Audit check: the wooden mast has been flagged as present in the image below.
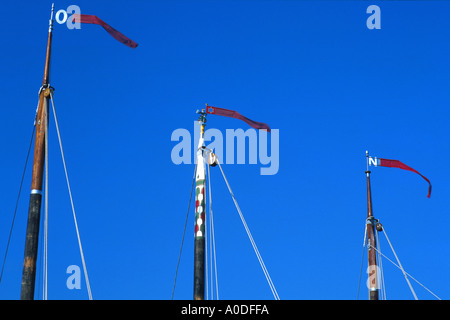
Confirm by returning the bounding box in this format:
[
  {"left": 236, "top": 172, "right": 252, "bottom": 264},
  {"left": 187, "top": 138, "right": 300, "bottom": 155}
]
[
  {"left": 193, "top": 109, "right": 207, "bottom": 300},
  {"left": 365, "top": 151, "right": 379, "bottom": 300},
  {"left": 20, "top": 4, "right": 54, "bottom": 300}
]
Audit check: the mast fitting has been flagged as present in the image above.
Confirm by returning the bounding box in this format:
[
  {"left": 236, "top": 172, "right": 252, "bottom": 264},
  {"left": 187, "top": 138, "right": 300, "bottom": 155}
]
[
  {"left": 196, "top": 108, "right": 207, "bottom": 124},
  {"left": 376, "top": 222, "right": 383, "bottom": 232},
  {"left": 43, "top": 87, "right": 54, "bottom": 97}
]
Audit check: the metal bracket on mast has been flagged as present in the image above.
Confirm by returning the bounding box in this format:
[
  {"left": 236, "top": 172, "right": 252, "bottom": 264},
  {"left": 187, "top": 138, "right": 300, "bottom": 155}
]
[
  {"left": 196, "top": 108, "right": 207, "bottom": 125},
  {"left": 206, "top": 151, "right": 218, "bottom": 167},
  {"left": 200, "top": 146, "right": 218, "bottom": 167},
  {"left": 366, "top": 217, "right": 383, "bottom": 234},
  {"left": 43, "top": 86, "right": 54, "bottom": 97}
]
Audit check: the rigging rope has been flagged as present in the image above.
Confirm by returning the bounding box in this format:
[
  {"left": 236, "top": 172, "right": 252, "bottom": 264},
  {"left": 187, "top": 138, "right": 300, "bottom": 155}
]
[
  {"left": 356, "top": 223, "right": 367, "bottom": 300},
  {"left": 205, "top": 164, "right": 209, "bottom": 300},
  {"left": 49, "top": 92, "right": 93, "bottom": 300},
  {"left": 207, "top": 163, "right": 219, "bottom": 300},
  {"left": 375, "top": 226, "right": 386, "bottom": 300},
  {"left": 216, "top": 160, "right": 280, "bottom": 300},
  {"left": 381, "top": 226, "right": 417, "bottom": 300},
  {"left": 43, "top": 99, "right": 49, "bottom": 300},
  {"left": 0, "top": 123, "right": 35, "bottom": 284},
  {"left": 171, "top": 163, "right": 197, "bottom": 300},
  {"left": 370, "top": 228, "right": 441, "bottom": 300},
  {"left": 358, "top": 219, "right": 440, "bottom": 300}
]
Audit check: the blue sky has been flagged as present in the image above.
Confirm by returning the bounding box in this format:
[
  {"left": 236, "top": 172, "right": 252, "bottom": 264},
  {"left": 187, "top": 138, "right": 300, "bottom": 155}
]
[{"left": 0, "top": 0, "right": 448, "bottom": 300}]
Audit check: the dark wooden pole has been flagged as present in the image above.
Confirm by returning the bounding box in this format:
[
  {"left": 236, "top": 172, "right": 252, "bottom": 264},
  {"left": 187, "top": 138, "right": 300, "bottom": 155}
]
[
  {"left": 20, "top": 5, "right": 54, "bottom": 300},
  {"left": 365, "top": 169, "right": 379, "bottom": 300},
  {"left": 193, "top": 237, "right": 205, "bottom": 300}
]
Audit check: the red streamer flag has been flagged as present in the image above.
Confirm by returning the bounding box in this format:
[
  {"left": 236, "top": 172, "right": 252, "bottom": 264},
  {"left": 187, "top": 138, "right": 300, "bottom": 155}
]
[
  {"left": 206, "top": 105, "right": 271, "bottom": 132},
  {"left": 371, "top": 157, "right": 432, "bottom": 198},
  {"left": 73, "top": 14, "right": 138, "bottom": 49}
]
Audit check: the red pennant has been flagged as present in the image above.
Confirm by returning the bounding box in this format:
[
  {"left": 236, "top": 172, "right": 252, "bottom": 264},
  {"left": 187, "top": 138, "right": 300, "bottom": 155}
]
[
  {"left": 206, "top": 105, "right": 271, "bottom": 132},
  {"left": 378, "top": 158, "right": 432, "bottom": 198},
  {"left": 73, "top": 14, "right": 138, "bottom": 49}
]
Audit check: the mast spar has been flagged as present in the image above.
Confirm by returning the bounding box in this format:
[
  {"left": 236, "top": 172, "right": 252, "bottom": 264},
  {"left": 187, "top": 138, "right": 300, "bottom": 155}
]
[
  {"left": 193, "top": 109, "right": 207, "bottom": 300},
  {"left": 365, "top": 151, "right": 379, "bottom": 300},
  {"left": 20, "top": 4, "right": 55, "bottom": 300}
]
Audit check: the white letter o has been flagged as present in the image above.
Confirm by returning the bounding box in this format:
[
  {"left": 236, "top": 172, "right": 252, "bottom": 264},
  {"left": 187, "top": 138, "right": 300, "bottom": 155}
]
[{"left": 55, "top": 9, "right": 68, "bottom": 24}]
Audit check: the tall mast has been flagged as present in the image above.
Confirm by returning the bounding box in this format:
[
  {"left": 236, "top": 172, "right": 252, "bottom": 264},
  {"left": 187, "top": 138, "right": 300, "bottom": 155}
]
[
  {"left": 365, "top": 151, "right": 379, "bottom": 300},
  {"left": 21, "top": 4, "right": 55, "bottom": 300},
  {"left": 193, "top": 109, "right": 207, "bottom": 300}
]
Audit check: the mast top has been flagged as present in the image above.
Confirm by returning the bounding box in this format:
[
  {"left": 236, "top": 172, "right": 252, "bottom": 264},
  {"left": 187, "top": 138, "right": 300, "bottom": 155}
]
[
  {"left": 49, "top": 3, "right": 55, "bottom": 33},
  {"left": 365, "top": 150, "right": 370, "bottom": 175},
  {"left": 42, "top": 3, "right": 55, "bottom": 86},
  {"left": 196, "top": 107, "right": 207, "bottom": 125}
]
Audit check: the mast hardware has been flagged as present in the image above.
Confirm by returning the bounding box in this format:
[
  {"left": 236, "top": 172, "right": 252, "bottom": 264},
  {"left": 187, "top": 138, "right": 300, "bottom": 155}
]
[
  {"left": 196, "top": 108, "right": 207, "bottom": 124},
  {"left": 376, "top": 222, "right": 383, "bottom": 232},
  {"left": 366, "top": 217, "right": 383, "bottom": 232},
  {"left": 43, "top": 87, "right": 54, "bottom": 97},
  {"left": 206, "top": 151, "right": 218, "bottom": 167}
]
